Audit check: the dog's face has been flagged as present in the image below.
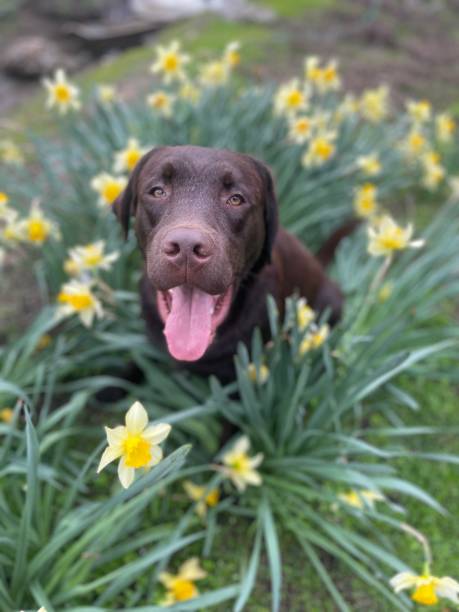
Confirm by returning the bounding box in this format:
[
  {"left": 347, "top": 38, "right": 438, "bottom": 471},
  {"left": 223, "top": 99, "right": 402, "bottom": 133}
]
[{"left": 113, "top": 145, "right": 278, "bottom": 362}]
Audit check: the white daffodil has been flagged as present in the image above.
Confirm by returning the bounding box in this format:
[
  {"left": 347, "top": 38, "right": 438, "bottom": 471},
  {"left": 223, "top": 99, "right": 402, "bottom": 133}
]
[
  {"left": 368, "top": 215, "right": 424, "bottom": 257},
  {"left": 390, "top": 570, "right": 459, "bottom": 606},
  {"left": 64, "top": 240, "right": 119, "bottom": 275},
  {"left": 56, "top": 279, "right": 103, "bottom": 327},
  {"left": 220, "top": 436, "right": 263, "bottom": 491},
  {"left": 42, "top": 68, "right": 80, "bottom": 114}
]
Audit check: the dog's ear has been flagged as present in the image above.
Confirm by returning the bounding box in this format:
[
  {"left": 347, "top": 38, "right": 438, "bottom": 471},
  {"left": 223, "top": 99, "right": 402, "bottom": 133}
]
[
  {"left": 249, "top": 157, "right": 279, "bottom": 272},
  {"left": 112, "top": 148, "right": 158, "bottom": 238}
]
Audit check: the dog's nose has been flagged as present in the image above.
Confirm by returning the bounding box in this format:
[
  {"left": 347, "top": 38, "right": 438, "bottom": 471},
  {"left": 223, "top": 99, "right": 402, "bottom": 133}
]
[{"left": 162, "top": 227, "right": 213, "bottom": 265}]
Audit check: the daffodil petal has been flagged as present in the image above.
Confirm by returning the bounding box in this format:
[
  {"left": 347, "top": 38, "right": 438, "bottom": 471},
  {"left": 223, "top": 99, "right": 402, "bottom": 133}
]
[
  {"left": 233, "top": 436, "right": 250, "bottom": 455},
  {"left": 105, "top": 425, "right": 126, "bottom": 446},
  {"left": 179, "top": 557, "right": 207, "bottom": 581},
  {"left": 143, "top": 422, "right": 171, "bottom": 444},
  {"left": 118, "top": 457, "right": 135, "bottom": 489},
  {"left": 436, "top": 577, "right": 459, "bottom": 603},
  {"left": 125, "top": 401, "right": 148, "bottom": 434},
  {"left": 250, "top": 453, "right": 264, "bottom": 469},
  {"left": 97, "top": 445, "right": 122, "bottom": 473},
  {"left": 390, "top": 572, "right": 419, "bottom": 593},
  {"left": 148, "top": 444, "right": 163, "bottom": 467},
  {"left": 243, "top": 470, "right": 262, "bottom": 486}
]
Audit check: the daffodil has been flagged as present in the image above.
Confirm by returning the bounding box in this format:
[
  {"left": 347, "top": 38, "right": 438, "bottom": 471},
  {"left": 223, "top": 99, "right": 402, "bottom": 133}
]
[
  {"left": 401, "top": 129, "right": 428, "bottom": 159},
  {"left": 150, "top": 40, "right": 190, "bottom": 83},
  {"left": 354, "top": 183, "right": 378, "bottom": 218},
  {"left": 247, "top": 363, "right": 269, "bottom": 384},
  {"left": 360, "top": 85, "right": 389, "bottom": 123},
  {"left": 223, "top": 41, "right": 241, "bottom": 68},
  {"left": 435, "top": 112, "right": 456, "bottom": 143},
  {"left": 334, "top": 94, "right": 359, "bottom": 123},
  {"left": 146, "top": 91, "right": 175, "bottom": 117},
  {"left": 367, "top": 215, "right": 424, "bottom": 257},
  {"left": 199, "top": 60, "right": 230, "bottom": 87},
  {"left": 0, "top": 139, "right": 24, "bottom": 165},
  {"left": 64, "top": 240, "right": 119, "bottom": 275},
  {"left": 56, "top": 279, "right": 103, "bottom": 327},
  {"left": 406, "top": 99, "right": 432, "bottom": 124},
  {"left": 220, "top": 436, "right": 263, "bottom": 492},
  {"left": 97, "top": 84, "right": 117, "bottom": 104},
  {"left": 421, "top": 151, "right": 445, "bottom": 190},
  {"left": 274, "top": 79, "right": 309, "bottom": 116},
  {"left": 302, "top": 133, "right": 336, "bottom": 167},
  {"left": 178, "top": 81, "right": 201, "bottom": 104},
  {"left": 159, "top": 558, "right": 206, "bottom": 606},
  {"left": 297, "top": 298, "right": 315, "bottom": 330},
  {"left": 305, "top": 56, "right": 341, "bottom": 93},
  {"left": 42, "top": 68, "right": 81, "bottom": 114},
  {"left": 356, "top": 153, "right": 381, "bottom": 176},
  {"left": 183, "top": 480, "right": 220, "bottom": 518},
  {"left": 18, "top": 201, "right": 60, "bottom": 245},
  {"left": 299, "top": 323, "right": 329, "bottom": 355},
  {"left": 339, "top": 489, "right": 384, "bottom": 509},
  {"left": 113, "top": 138, "right": 149, "bottom": 173},
  {"left": 97, "top": 401, "right": 171, "bottom": 489},
  {"left": 0, "top": 408, "right": 13, "bottom": 424},
  {"left": 390, "top": 570, "right": 459, "bottom": 606},
  {"left": 288, "top": 115, "right": 313, "bottom": 144},
  {"left": 91, "top": 173, "right": 127, "bottom": 207}
]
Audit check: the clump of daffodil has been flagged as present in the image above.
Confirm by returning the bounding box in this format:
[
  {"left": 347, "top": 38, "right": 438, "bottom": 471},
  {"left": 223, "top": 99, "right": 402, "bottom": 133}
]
[
  {"left": 183, "top": 481, "right": 220, "bottom": 518},
  {"left": 305, "top": 56, "right": 341, "bottom": 93},
  {"left": 223, "top": 41, "right": 241, "bottom": 68},
  {"left": 390, "top": 570, "right": 459, "bottom": 606},
  {"left": 18, "top": 201, "right": 60, "bottom": 245},
  {"left": 199, "top": 60, "right": 230, "bottom": 87},
  {"left": 299, "top": 323, "right": 329, "bottom": 355},
  {"left": 297, "top": 298, "right": 315, "bottom": 330},
  {"left": 356, "top": 153, "right": 381, "bottom": 177},
  {"left": 360, "top": 85, "right": 389, "bottom": 123},
  {"left": 302, "top": 132, "right": 336, "bottom": 167},
  {"left": 274, "top": 79, "right": 309, "bottom": 116},
  {"left": 42, "top": 68, "right": 81, "bottom": 114},
  {"left": 56, "top": 279, "right": 103, "bottom": 327},
  {"left": 97, "top": 401, "right": 171, "bottom": 489},
  {"left": 367, "top": 214, "right": 424, "bottom": 257},
  {"left": 0, "top": 139, "right": 24, "bottom": 165},
  {"left": 421, "top": 151, "right": 445, "bottom": 190},
  {"left": 247, "top": 363, "right": 269, "bottom": 384},
  {"left": 219, "top": 436, "right": 263, "bottom": 492},
  {"left": 401, "top": 128, "right": 429, "bottom": 160},
  {"left": 354, "top": 183, "right": 379, "bottom": 219},
  {"left": 406, "top": 99, "right": 432, "bottom": 124},
  {"left": 288, "top": 115, "right": 313, "bottom": 144},
  {"left": 146, "top": 91, "right": 175, "bottom": 117},
  {"left": 0, "top": 407, "right": 14, "bottom": 424},
  {"left": 378, "top": 281, "right": 394, "bottom": 303},
  {"left": 159, "top": 558, "right": 206, "bottom": 606},
  {"left": 435, "top": 112, "right": 456, "bottom": 143},
  {"left": 338, "top": 489, "right": 384, "bottom": 510},
  {"left": 64, "top": 241, "right": 119, "bottom": 276},
  {"left": 91, "top": 172, "right": 127, "bottom": 207},
  {"left": 97, "top": 84, "right": 117, "bottom": 104},
  {"left": 150, "top": 40, "right": 190, "bottom": 83},
  {"left": 113, "top": 138, "right": 149, "bottom": 173}
]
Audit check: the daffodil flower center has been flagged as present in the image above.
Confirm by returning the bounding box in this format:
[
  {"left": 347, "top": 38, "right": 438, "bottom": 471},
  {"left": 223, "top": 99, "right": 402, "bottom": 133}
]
[
  {"left": 103, "top": 183, "right": 124, "bottom": 204},
  {"left": 54, "top": 84, "right": 71, "bottom": 103},
  {"left": 171, "top": 579, "right": 197, "bottom": 601},
  {"left": 312, "top": 139, "right": 334, "bottom": 160},
  {"left": 125, "top": 150, "right": 141, "bottom": 170},
  {"left": 164, "top": 54, "right": 179, "bottom": 72},
  {"left": 286, "top": 91, "right": 303, "bottom": 108},
  {"left": 83, "top": 247, "right": 103, "bottom": 267},
  {"left": 411, "top": 579, "right": 438, "bottom": 606},
  {"left": 27, "top": 219, "right": 48, "bottom": 242},
  {"left": 122, "top": 433, "right": 151, "bottom": 468},
  {"left": 378, "top": 229, "right": 406, "bottom": 251},
  {"left": 58, "top": 291, "right": 94, "bottom": 311},
  {"left": 228, "top": 453, "right": 250, "bottom": 474}
]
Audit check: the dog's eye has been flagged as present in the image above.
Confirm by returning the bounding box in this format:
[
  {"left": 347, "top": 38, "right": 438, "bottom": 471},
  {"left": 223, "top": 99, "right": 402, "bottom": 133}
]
[
  {"left": 227, "top": 194, "right": 244, "bottom": 207},
  {"left": 150, "top": 186, "right": 166, "bottom": 198}
]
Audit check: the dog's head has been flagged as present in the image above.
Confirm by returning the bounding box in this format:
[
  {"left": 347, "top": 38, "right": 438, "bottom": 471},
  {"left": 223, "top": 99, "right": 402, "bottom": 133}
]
[{"left": 113, "top": 145, "right": 278, "bottom": 362}]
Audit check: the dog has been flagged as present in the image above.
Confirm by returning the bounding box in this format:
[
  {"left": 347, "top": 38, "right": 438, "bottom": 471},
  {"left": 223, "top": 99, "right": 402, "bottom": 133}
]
[{"left": 113, "top": 145, "right": 347, "bottom": 381}]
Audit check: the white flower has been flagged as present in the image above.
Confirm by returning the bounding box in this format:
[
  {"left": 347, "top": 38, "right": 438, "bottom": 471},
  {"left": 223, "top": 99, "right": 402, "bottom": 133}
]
[
  {"left": 220, "top": 436, "right": 263, "bottom": 491},
  {"left": 65, "top": 240, "right": 119, "bottom": 275},
  {"left": 367, "top": 215, "right": 424, "bottom": 257},
  {"left": 390, "top": 571, "right": 459, "bottom": 606},
  {"left": 113, "top": 138, "right": 149, "bottom": 173},
  {"left": 150, "top": 40, "right": 190, "bottom": 83},
  {"left": 42, "top": 68, "right": 80, "bottom": 114},
  {"left": 56, "top": 279, "right": 103, "bottom": 327}
]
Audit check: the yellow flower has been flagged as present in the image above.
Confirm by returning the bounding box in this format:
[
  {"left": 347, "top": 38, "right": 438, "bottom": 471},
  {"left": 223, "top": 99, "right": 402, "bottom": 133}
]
[
  {"left": 356, "top": 153, "right": 381, "bottom": 177},
  {"left": 223, "top": 41, "right": 241, "bottom": 68},
  {"left": 297, "top": 298, "right": 315, "bottom": 330},
  {"left": 199, "top": 60, "right": 230, "bottom": 87},
  {"left": 302, "top": 133, "right": 336, "bottom": 167},
  {"left": 0, "top": 139, "right": 24, "bottom": 165},
  {"left": 367, "top": 215, "right": 424, "bottom": 257},
  {"left": 159, "top": 558, "right": 206, "bottom": 606},
  {"left": 221, "top": 436, "right": 263, "bottom": 492},
  {"left": 0, "top": 408, "right": 13, "bottom": 424},
  {"left": 150, "top": 40, "right": 190, "bottom": 83},
  {"left": 247, "top": 363, "right": 269, "bottom": 384},
  {"left": 91, "top": 173, "right": 127, "bottom": 207},
  {"left": 56, "top": 279, "right": 103, "bottom": 327},
  {"left": 65, "top": 240, "right": 119, "bottom": 275},
  {"left": 305, "top": 56, "right": 341, "bottom": 93},
  {"left": 299, "top": 324, "right": 329, "bottom": 355},
  {"left": 378, "top": 281, "right": 393, "bottom": 303},
  {"left": 421, "top": 151, "right": 445, "bottom": 190},
  {"left": 390, "top": 570, "right": 459, "bottom": 606},
  {"left": 179, "top": 80, "right": 201, "bottom": 104},
  {"left": 113, "top": 138, "right": 148, "bottom": 173},
  {"left": 435, "top": 112, "right": 456, "bottom": 143},
  {"left": 402, "top": 129, "right": 428, "bottom": 159},
  {"left": 406, "top": 99, "right": 432, "bottom": 124},
  {"left": 97, "top": 84, "right": 117, "bottom": 104},
  {"left": 146, "top": 91, "right": 175, "bottom": 117},
  {"left": 274, "top": 79, "right": 309, "bottom": 116},
  {"left": 36, "top": 334, "right": 52, "bottom": 350},
  {"left": 360, "top": 85, "right": 389, "bottom": 123},
  {"left": 42, "top": 68, "right": 81, "bottom": 114},
  {"left": 354, "top": 183, "right": 378, "bottom": 218},
  {"left": 183, "top": 480, "right": 220, "bottom": 518},
  {"left": 288, "top": 115, "right": 313, "bottom": 144},
  {"left": 339, "top": 489, "right": 384, "bottom": 509},
  {"left": 97, "top": 401, "right": 171, "bottom": 489},
  {"left": 19, "top": 202, "right": 60, "bottom": 245}
]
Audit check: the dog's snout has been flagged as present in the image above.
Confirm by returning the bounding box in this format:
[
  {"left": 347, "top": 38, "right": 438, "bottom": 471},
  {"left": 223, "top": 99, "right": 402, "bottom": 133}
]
[{"left": 162, "top": 227, "right": 213, "bottom": 265}]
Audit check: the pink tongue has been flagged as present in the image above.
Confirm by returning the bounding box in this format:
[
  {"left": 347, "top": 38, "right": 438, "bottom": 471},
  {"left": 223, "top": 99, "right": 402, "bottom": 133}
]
[{"left": 164, "top": 286, "right": 214, "bottom": 361}]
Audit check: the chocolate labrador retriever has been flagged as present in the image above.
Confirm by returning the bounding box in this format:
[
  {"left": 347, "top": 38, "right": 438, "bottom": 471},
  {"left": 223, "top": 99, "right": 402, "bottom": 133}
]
[{"left": 113, "top": 145, "right": 346, "bottom": 381}]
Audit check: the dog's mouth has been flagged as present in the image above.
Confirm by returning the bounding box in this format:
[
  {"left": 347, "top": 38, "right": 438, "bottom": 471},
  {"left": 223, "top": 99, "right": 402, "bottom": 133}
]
[{"left": 156, "top": 284, "right": 233, "bottom": 362}]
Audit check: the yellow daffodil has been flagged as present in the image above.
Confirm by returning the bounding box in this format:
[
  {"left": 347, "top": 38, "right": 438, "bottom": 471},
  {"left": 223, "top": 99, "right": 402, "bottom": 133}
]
[
  {"left": 56, "top": 279, "right": 103, "bottom": 327},
  {"left": 19, "top": 201, "right": 60, "bottom": 245},
  {"left": 64, "top": 240, "right": 119, "bottom": 276},
  {"left": 356, "top": 153, "right": 381, "bottom": 176},
  {"left": 91, "top": 173, "right": 127, "bottom": 207},
  {"left": 299, "top": 323, "right": 329, "bottom": 355},
  {"left": 247, "top": 363, "right": 269, "bottom": 384},
  {"left": 150, "top": 40, "right": 190, "bottom": 83},
  {"left": 179, "top": 80, "right": 201, "bottom": 104},
  {"left": 0, "top": 408, "right": 13, "bottom": 424},
  {"left": 220, "top": 436, "right": 263, "bottom": 492},
  {"left": 97, "top": 401, "right": 171, "bottom": 489},
  {"left": 113, "top": 138, "right": 148, "bottom": 173},
  {"left": 183, "top": 480, "right": 220, "bottom": 518},
  {"left": 360, "top": 85, "right": 389, "bottom": 123},
  {"left": 97, "top": 84, "right": 117, "bottom": 104},
  {"left": 0, "top": 139, "right": 24, "bottom": 165},
  {"left": 288, "top": 115, "right": 313, "bottom": 144},
  {"left": 146, "top": 91, "right": 175, "bottom": 117},
  {"left": 354, "top": 183, "right": 378, "bottom": 218},
  {"left": 274, "top": 79, "right": 309, "bottom": 116},
  {"left": 305, "top": 56, "right": 341, "bottom": 93},
  {"left": 302, "top": 133, "right": 336, "bottom": 167},
  {"left": 36, "top": 333, "right": 52, "bottom": 350},
  {"left": 435, "top": 112, "right": 456, "bottom": 143},
  {"left": 339, "top": 489, "right": 384, "bottom": 509},
  {"left": 378, "top": 281, "right": 393, "bottom": 303},
  {"left": 199, "top": 60, "right": 230, "bottom": 87},
  {"left": 402, "top": 129, "right": 428, "bottom": 159},
  {"left": 406, "top": 99, "right": 432, "bottom": 124},
  {"left": 42, "top": 68, "right": 81, "bottom": 114},
  {"left": 390, "top": 570, "right": 459, "bottom": 606},
  {"left": 367, "top": 215, "right": 424, "bottom": 257},
  {"left": 159, "top": 558, "right": 206, "bottom": 606},
  {"left": 297, "top": 298, "right": 315, "bottom": 330},
  {"left": 421, "top": 151, "right": 445, "bottom": 190},
  {"left": 223, "top": 41, "right": 241, "bottom": 68}
]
